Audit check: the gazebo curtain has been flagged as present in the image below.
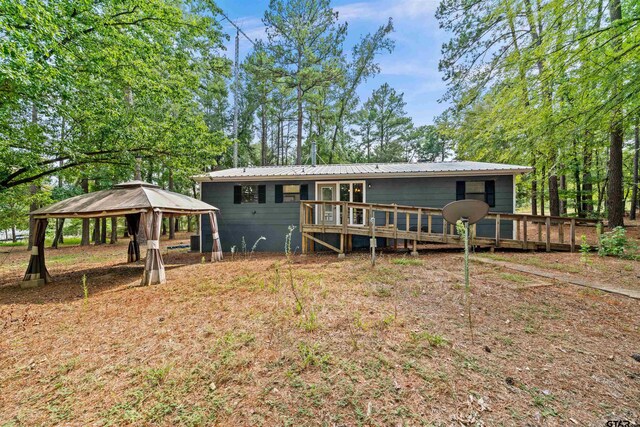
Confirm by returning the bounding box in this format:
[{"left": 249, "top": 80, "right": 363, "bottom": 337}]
[
  {"left": 125, "top": 213, "right": 141, "bottom": 262},
  {"left": 23, "top": 218, "right": 52, "bottom": 284},
  {"left": 208, "top": 211, "right": 223, "bottom": 262},
  {"left": 140, "top": 209, "right": 165, "bottom": 285}
]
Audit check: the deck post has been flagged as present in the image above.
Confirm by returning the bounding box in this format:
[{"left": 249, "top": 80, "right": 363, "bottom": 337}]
[
  {"left": 427, "top": 214, "right": 432, "bottom": 235},
  {"left": 523, "top": 216, "right": 528, "bottom": 249},
  {"left": 393, "top": 205, "right": 398, "bottom": 241},
  {"left": 443, "top": 219, "right": 448, "bottom": 243},
  {"left": 495, "top": 214, "right": 501, "bottom": 247},
  {"left": 411, "top": 240, "right": 418, "bottom": 256},
  {"left": 545, "top": 217, "right": 551, "bottom": 252},
  {"left": 570, "top": 218, "right": 576, "bottom": 252},
  {"left": 342, "top": 202, "right": 348, "bottom": 235},
  {"left": 417, "top": 208, "right": 422, "bottom": 241},
  {"left": 516, "top": 219, "right": 521, "bottom": 241},
  {"left": 300, "top": 203, "right": 306, "bottom": 255}
]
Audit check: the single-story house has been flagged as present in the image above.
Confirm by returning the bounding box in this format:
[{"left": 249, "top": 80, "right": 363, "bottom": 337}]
[{"left": 192, "top": 161, "right": 531, "bottom": 253}]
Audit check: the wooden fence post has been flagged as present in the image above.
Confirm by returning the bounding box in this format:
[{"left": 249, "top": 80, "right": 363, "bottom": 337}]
[{"left": 545, "top": 217, "right": 551, "bottom": 252}]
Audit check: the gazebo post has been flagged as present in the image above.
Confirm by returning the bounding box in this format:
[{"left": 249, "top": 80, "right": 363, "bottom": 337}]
[
  {"left": 140, "top": 209, "right": 166, "bottom": 285},
  {"left": 208, "top": 211, "right": 223, "bottom": 262},
  {"left": 22, "top": 217, "right": 52, "bottom": 288}
]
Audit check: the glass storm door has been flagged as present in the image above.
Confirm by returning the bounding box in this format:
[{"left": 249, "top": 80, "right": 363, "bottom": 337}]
[
  {"left": 351, "top": 182, "right": 364, "bottom": 225},
  {"left": 319, "top": 184, "right": 336, "bottom": 224}
]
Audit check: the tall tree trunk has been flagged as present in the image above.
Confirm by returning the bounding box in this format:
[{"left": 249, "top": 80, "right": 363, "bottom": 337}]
[
  {"left": 531, "top": 158, "right": 538, "bottom": 216},
  {"left": 101, "top": 217, "right": 107, "bottom": 244},
  {"left": 110, "top": 217, "right": 117, "bottom": 244},
  {"left": 168, "top": 170, "right": 175, "bottom": 240},
  {"left": 81, "top": 178, "right": 90, "bottom": 246},
  {"left": 607, "top": 0, "right": 624, "bottom": 228},
  {"left": 261, "top": 104, "right": 268, "bottom": 166},
  {"left": 631, "top": 121, "right": 639, "bottom": 220},
  {"left": 582, "top": 149, "right": 593, "bottom": 214},
  {"left": 540, "top": 164, "right": 546, "bottom": 216},
  {"left": 12, "top": 225, "right": 16, "bottom": 243},
  {"left": 94, "top": 218, "right": 102, "bottom": 245},
  {"left": 296, "top": 82, "right": 303, "bottom": 165},
  {"left": 559, "top": 175, "right": 567, "bottom": 215},
  {"left": 572, "top": 139, "right": 582, "bottom": 216},
  {"left": 549, "top": 174, "right": 559, "bottom": 216},
  {"left": 27, "top": 183, "right": 38, "bottom": 251},
  {"left": 51, "top": 219, "right": 65, "bottom": 249},
  {"left": 27, "top": 103, "right": 39, "bottom": 251}
]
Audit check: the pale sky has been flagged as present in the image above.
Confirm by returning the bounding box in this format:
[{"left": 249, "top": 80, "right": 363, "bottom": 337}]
[{"left": 215, "top": 0, "right": 449, "bottom": 126}]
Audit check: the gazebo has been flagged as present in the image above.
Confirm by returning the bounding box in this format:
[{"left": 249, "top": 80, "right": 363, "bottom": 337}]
[{"left": 24, "top": 181, "right": 222, "bottom": 287}]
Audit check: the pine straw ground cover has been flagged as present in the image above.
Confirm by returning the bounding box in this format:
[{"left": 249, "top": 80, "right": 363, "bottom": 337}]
[{"left": 0, "top": 237, "right": 639, "bottom": 426}]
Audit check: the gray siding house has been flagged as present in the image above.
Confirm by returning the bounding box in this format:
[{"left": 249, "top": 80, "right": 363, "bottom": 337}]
[{"left": 193, "top": 161, "right": 531, "bottom": 253}]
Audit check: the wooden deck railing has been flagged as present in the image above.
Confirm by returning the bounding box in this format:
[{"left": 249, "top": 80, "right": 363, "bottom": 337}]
[{"left": 299, "top": 200, "right": 603, "bottom": 254}]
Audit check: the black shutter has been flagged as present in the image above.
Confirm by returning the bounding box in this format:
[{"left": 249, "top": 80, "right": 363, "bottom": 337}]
[
  {"left": 485, "top": 180, "right": 495, "bottom": 207},
  {"left": 233, "top": 185, "right": 242, "bottom": 204},
  {"left": 300, "top": 184, "right": 309, "bottom": 200},
  {"left": 456, "top": 181, "right": 465, "bottom": 201},
  {"left": 258, "top": 185, "right": 266, "bottom": 203},
  {"left": 275, "top": 185, "right": 284, "bottom": 203}
]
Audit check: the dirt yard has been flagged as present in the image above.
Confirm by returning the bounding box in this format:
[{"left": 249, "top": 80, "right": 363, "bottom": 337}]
[{"left": 1, "top": 234, "right": 639, "bottom": 426}]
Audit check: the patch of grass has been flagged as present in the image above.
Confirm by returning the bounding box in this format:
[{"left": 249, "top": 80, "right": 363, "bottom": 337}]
[
  {"left": 391, "top": 257, "right": 423, "bottom": 266},
  {"left": 409, "top": 330, "right": 448, "bottom": 347},
  {"left": 578, "top": 287, "right": 606, "bottom": 297},
  {"left": 300, "top": 306, "right": 320, "bottom": 332},
  {"left": 57, "top": 358, "right": 79, "bottom": 375},
  {"left": 495, "top": 335, "right": 514, "bottom": 346},
  {"left": 371, "top": 283, "right": 393, "bottom": 297},
  {"left": 499, "top": 272, "right": 529, "bottom": 284},
  {"left": 403, "top": 330, "right": 449, "bottom": 357},
  {"left": 297, "top": 342, "right": 331, "bottom": 372},
  {"left": 523, "top": 386, "right": 559, "bottom": 417},
  {"left": 144, "top": 365, "right": 172, "bottom": 386},
  {"left": 362, "top": 265, "right": 403, "bottom": 286}
]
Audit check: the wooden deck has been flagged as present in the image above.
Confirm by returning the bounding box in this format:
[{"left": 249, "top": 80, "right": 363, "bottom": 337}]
[{"left": 299, "top": 201, "right": 604, "bottom": 255}]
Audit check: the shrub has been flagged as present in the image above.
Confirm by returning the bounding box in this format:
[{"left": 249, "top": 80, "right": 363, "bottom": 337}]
[{"left": 598, "top": 226, "right": 638, "bottom": 259}]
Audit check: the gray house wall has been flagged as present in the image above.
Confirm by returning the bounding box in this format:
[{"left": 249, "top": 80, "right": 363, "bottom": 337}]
[{"left": 201, "top": 175, "right": 514, "bottom": 253}]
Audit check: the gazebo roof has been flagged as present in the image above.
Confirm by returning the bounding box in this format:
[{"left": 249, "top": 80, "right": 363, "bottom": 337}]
[{"left": 32, "top": 181, "right": 217, "bottom": 219}]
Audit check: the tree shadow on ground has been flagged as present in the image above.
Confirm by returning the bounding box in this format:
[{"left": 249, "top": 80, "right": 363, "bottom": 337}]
[{"left": 0, "top": 251, "right": 200, "bottom": 306}]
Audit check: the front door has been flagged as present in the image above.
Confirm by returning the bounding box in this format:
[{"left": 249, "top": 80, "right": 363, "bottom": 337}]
[
  {"left": 316, "top": 182, "right": 365, "bottom": 226},
  {"left": 318, "top": 184, "right": 336, "bottom": 224}
]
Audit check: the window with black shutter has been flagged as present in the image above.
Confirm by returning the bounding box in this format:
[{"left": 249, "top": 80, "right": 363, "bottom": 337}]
[
  {"left": 258, "top": 185, "right": 266, "bottom": 203},
  {"left": 275, "top": 185, "right": 284, "bottom": 203},
  {"left": 233, "top": 185, "right": 242, "bottom": 204},
  {"left": 456, "top": 181, "right": 465, "bottom": 201},
  {"left": 300, "top": 184, "right": 309, "bottom": 200},
  {"left": 485, "top": 180, "right": 496, "bottom": 207}
]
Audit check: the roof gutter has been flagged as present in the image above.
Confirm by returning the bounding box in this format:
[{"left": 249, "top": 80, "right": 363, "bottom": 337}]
[{"left": 192, "top": 168, "right": 533, "bottom": 183}]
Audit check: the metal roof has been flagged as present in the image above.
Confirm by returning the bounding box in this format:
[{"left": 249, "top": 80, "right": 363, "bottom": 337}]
[
  {"left": 32, "top": 181, "right": 218, "bottom": 219},
  {"left": 193, "top": 161, "right": 532, "bottom": 182}
]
